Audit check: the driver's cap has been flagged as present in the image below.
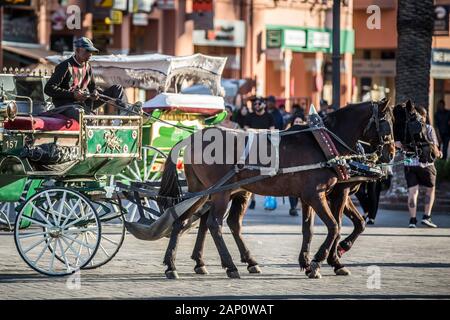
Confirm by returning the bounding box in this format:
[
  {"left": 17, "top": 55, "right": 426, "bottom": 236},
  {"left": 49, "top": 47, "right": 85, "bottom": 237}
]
[{"left": 74, "top": 37, "right": 99, "bottom": 53}]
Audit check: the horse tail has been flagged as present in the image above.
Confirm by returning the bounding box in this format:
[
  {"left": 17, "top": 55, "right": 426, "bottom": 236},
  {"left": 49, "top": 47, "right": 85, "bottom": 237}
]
[{"left": 158, "top": 147, "right": 182, "bottom": 210}]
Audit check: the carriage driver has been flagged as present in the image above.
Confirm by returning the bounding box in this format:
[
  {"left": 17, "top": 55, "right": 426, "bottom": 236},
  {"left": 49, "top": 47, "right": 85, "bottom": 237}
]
[{"left": 44, "top": 37, "right": 124, "bottom": 120}]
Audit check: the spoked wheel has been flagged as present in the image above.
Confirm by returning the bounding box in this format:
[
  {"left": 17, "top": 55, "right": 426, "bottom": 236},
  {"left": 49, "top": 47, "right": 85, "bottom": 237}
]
[
  {"left": 81, "top": 200, "right": 125, "bottom": 269},
  {"left": 108, "top": 146, "right": 168, "bottom": 223},
  {"left": 0, "top": 202, "right": 18, "bottom": 231},
  {"left": 14, "top": 188, "right": 101, "bottom": 276}
]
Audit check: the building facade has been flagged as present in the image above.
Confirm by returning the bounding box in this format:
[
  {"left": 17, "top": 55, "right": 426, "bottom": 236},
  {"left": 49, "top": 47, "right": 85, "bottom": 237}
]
[{"left": 1, "top": 0, "right": 355, "bottom": 110}]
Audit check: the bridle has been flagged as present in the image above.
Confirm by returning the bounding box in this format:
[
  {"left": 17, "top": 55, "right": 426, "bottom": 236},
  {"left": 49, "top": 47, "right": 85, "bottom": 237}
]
[
  {"left": 361, "top": 101, "right": 394, "bottom": 159},
  {"left": 403, "top": 109, "right": 435, "bottom": 161}
]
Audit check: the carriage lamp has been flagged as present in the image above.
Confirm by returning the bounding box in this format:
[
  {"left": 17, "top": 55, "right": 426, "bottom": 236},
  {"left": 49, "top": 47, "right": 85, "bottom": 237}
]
[
  {"left": 0, "top": 100, "right": 18, "bottom": 143},
  {"left": 0, "top": 101, "right": 18, "bottom": 121}
]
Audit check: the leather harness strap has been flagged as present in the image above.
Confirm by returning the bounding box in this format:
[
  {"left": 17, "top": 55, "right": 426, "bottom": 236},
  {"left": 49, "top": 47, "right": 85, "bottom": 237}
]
[{"left": 311, "top": 128, "right": 350, "bottom": 181}]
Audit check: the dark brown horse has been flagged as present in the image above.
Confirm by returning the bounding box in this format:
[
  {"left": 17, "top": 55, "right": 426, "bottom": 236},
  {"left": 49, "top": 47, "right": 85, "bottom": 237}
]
[
  {"left": 188, "top": 99, "right": 396, "bottom": 279},
  {"left": 334, "top": 100, "right": 438, "bottom": 259},
  {"left": 158, "top": 100, "right": 395, "bottom": 279}
]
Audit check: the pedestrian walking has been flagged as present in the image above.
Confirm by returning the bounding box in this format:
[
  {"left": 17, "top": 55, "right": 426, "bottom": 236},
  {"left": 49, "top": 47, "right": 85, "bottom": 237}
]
[{"left": 398, "top": 106, "right": 442, "bottom": 228}]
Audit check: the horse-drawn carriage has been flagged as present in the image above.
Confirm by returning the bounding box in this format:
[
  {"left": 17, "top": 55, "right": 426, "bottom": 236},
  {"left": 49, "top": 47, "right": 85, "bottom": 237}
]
[{"left": 0, "top": 53, "right": 228, "bottom": 276}]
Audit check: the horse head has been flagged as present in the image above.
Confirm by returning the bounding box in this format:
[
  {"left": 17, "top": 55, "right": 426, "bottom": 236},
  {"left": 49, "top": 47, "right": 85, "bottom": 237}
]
[
  {"left": 360, "top": 98, "right": 396, "bottom": 163},
  {"left": 394, "top": 100, "right": 435, "bottom": 162}
]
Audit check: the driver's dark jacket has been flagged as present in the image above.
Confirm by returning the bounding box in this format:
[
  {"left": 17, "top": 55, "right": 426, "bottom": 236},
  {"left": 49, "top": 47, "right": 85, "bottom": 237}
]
[{"left": 44, "top": 56, "right": 96, "bottom": 107}]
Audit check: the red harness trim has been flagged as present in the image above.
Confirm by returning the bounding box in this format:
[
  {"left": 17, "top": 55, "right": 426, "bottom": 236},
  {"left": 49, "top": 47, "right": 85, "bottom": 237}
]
[{"left": 317, "top": 129, "right": 350, "bottom": 181}]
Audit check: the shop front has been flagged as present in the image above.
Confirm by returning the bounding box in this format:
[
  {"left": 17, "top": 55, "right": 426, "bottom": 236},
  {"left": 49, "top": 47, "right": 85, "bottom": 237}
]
[
  {"left": 431, "top": 48, "right": 450, "bottom": 117},
  {"left": 265, "top": 25, "right": 354, "bottom": 111},
  {"left": 352, "top": 50, "right": 397, "bottom": 102},
  {"left": 193, "top": 19, "right": 246, "bottom": 80}
]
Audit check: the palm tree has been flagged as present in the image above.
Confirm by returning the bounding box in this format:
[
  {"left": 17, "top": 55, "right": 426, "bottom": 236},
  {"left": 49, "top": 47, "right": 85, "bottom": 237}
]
[{"left": 395, "top": 0, "right": 434, "bottom": 108}]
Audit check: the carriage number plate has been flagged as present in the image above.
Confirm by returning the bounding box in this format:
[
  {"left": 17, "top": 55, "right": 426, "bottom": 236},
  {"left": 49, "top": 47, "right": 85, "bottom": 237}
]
[{"left": 3, "top": 136, "right": 22, "bottom": 151}]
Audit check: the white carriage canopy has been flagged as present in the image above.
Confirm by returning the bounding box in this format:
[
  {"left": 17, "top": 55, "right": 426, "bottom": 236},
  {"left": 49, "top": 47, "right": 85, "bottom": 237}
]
[{"left": 45, "top": 53, "right": 227, "bottom": 96}]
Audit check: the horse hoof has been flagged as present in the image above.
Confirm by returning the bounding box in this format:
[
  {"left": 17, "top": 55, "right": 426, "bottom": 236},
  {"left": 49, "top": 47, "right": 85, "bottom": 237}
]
[
  {"left": 335, "top": 266, "right": 351, "bottom": 276},
  {"left": 165, "top": 270, "right": 179, "bottom": 279},
  {"left": 226, "top": 270, "right": 241, "bottom": 279},
  {"left": 194, "top": 266, "right": 209, "bottom": 275},
  {"left": 247, "top": 265, "right": 262, "bottom": 274},
  {"left": 307, "top": 262, "right": 321, "bottom": 279}
]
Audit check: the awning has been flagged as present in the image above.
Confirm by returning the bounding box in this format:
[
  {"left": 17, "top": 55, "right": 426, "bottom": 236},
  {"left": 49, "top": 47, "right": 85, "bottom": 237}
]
[{"left": 2, "top": 42, "right": 56, "bottom": 64}]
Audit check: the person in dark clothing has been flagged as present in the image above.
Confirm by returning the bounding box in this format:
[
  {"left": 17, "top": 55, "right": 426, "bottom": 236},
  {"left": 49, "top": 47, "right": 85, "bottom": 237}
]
[
  {"left": 266, "top": 95, "right": 284, "bottom": 130},
  {"left": 244, "top": 97, "right": 275, "bottom": 130},
  {"left": 44, "top": 37, "right": 124, "bottom": 120},
  {"left": 355, "top": 181, "right": 382, "bottom": 225},
  {"left": 285, "top": 114, "right": 307, "bottom": 216},
  {"left": 434, "top": 100, "right": 450, "bottom": 159},
  {"left": 244, "top": 97, "right": 275, "bottom": 209},
  {"left": 235, "top": 105, "right": 249, "bottom": 129}
]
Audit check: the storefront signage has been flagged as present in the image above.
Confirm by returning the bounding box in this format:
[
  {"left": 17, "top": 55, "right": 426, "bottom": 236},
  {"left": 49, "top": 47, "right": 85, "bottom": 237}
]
[
  {"left": 156, "top": 0, "right": 174, "bottom": 10},
  {"left": 284, "top": 29, "right": 306, "bottom": 48},
  {"left": 266, "top": 26, "right": 354, "bottom": 53},
  {"left": 432, "top": 49, "right": 450, "bottom": 65},
  {"left": 3, "top": 12, "right": 37, "bottom": 43},
  {"left": 95, "top": 0, "right": 113, "bottom": 7},
  {"left": 132, "top": 13, "right": 148, "bottom": 26},
  {"left": 266, "top": 29, "right": 282, "bottom": 48},
  {"left": 137, "top": 0, "right": 155, "bottom": 12},
  {"left": 109, "top": 10, "right": 123, "bottom": 24},
  {"left": 308, "top": 30, "right": 330, "bottom": 49},
  {"left": 0, "top": 0, "right": 31, "bottom": 6},
  {"left": 113, "top": 0, "right": 128, "bottom": 10},
  {"left": 434, "top": 5, "right": 450, "bottom": 36},
  {"left": 431, "top": 49, "right": 450, "bottom": 79},
  {"left": 353, "top": 59, "right": 396, "bottom": 77},
  {"left": 193, "top": 20, "right": 245, "bottom": 48}
]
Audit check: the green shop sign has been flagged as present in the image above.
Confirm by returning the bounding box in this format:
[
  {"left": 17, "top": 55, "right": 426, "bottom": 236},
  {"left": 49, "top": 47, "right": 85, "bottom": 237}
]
[{"left": 266, "top": 25, "right": 354, "bottom": 54}]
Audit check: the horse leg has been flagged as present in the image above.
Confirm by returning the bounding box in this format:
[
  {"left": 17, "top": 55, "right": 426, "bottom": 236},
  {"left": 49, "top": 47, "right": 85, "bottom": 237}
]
[
  {"left": 163, "top": 196, "right": 208, "bottom": 279},
  {"left": 326, "top": 188, "right": 351, "bottom": 276},
  {"left": 306, "top": 193, "right": 339, "bottom": 279},
  {"left": 226, "top": 191, "right": 261, "bottom": 274},
  {"left": 299, "top": 201, "right": 315, "bottom": 275},
  {"left": 338, "top": 198, "right": 366, "bottom": 257},
  {"left": 208, "top": 193, "right": 240, "bottom": 279},
  {"left": 163, "top": 218, "right": 187, "bottom": 279},
  {"left": 191, "top": 210, "right": 210, "bottom": 275}
]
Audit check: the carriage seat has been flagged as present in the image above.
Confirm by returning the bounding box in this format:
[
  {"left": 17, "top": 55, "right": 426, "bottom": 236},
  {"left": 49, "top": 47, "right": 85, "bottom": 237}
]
[
  {"left": 4, "top": 114, "right": 80, "bottom": 132},
  {"left": 143, "top": 93, "right": 225, "bottom": 116}
]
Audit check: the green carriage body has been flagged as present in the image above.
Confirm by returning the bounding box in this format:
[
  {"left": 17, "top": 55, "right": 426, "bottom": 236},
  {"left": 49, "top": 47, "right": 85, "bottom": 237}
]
[{"left": 0, "top": 110, "right": 143, "bottom": 202}]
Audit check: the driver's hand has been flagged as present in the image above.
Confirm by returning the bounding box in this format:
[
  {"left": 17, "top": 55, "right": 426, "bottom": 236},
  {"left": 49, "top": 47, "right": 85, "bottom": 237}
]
[
  {"left": 91, "top": 90, "right": 100, "bottom": 101},
  {"left": 394, "top": 141, "right": 403, "bottom": 149},
  {"left": 74, "top": 90, "right": 88, "bottom": 102}
]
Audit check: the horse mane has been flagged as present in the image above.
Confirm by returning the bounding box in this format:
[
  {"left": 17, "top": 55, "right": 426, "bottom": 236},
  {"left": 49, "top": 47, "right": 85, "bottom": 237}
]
[{"left": 323, "top": 101, "right": 372, "bottom": 130}]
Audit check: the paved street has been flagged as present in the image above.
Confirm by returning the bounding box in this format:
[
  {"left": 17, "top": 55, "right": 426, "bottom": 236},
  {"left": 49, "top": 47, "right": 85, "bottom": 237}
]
[{"left": 1, "top": 196, "right": 449, "bottom": 299}]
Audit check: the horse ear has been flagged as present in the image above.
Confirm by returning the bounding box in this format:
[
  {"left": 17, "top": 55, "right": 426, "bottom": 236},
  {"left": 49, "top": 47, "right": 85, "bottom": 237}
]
[
  {"left": 379, "top": 98, "right": 390, "bottom": 113},
  {"left": 405, "top": 100, "right": 414, "bottom": 112}
]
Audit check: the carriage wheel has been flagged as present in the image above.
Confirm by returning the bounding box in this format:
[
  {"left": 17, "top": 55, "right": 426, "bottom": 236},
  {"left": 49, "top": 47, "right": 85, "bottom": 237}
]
[
  {"left": 0, "top": 202, "right": 18, "bottom": 231},
  {"left": 81, "top": 200, "right": 125, "bottom": 269},
  {"left": 109, "top": 146, "right": 168, "bottom": 222},
  {"left": 14, "top": 188, "right": 101, "bottom": 276}
]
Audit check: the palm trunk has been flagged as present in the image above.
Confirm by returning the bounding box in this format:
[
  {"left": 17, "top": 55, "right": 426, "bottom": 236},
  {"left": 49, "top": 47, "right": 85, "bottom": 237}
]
[
  {"left": 390, "top": 0, "right": 434, "bottom": 195},
  {"left": 395, "top": 0, "right": 434, "bottom": 107}
]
